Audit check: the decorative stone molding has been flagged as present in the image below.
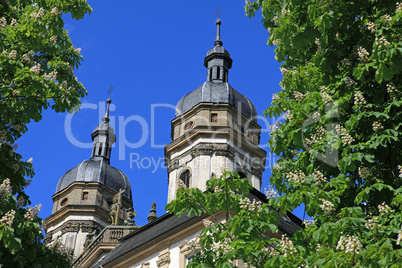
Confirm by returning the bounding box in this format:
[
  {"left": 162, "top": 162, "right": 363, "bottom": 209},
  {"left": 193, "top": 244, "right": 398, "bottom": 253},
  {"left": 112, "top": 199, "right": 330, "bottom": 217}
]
[
  {"left": 43, "top": 231, "right": 53, "bottom": 245},
  {"left": 61, "top": 222, "right": 80, "bottom": 234},
  {"left": 140, "top": 262, "right": 150, "bottom": 268},
  {"left": 168, "top": 144, "right": 236, "bottom": 173},
  {"left": 156, "top": 248, "right": 171, "bottom": 268},
  {"left": 179, "top": 237, "right": 200, "bottom": 268},
  {"left": 251, "top": 164, "right": 263, "bottom": 177},
  {"left": 80, "top": 222, "right": 99, "bottom": 233},
  {"left": 167, "top": 158, "right": 179, "bottom": 173}
]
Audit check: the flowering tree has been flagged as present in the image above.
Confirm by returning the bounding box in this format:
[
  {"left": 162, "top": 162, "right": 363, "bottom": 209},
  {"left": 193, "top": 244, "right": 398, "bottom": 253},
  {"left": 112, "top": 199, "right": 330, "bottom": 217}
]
[
  {"left": 0, "top": 0, "right": 91, "bottom": 266},
  {"left": 167, "top": 1, "right": 402, "bottom": 267}
]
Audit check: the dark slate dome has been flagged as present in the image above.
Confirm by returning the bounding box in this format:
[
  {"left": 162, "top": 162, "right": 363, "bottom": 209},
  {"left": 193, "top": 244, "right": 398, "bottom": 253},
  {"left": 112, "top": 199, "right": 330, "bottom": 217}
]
[
  {"left": 175, "top": 18, "right": 257, "bottom": 122},
  {"left": 55, "top": 97, "right": 132, "bottom": 200},
  {"left": 56, "top": 159, "right": 132, "bottom": 200},
  {"left": 175, "top": 81, "right": 257, "bottom": 122}
]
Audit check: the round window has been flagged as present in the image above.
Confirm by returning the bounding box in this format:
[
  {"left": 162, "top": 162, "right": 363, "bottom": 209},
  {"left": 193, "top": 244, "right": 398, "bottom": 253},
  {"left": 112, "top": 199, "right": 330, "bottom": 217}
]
[
  {"left": 61, "top": 198, "right": 68, "bottom": 206},
  {"left": 184, "top": 121, "right": 194, "bottom": 131}
]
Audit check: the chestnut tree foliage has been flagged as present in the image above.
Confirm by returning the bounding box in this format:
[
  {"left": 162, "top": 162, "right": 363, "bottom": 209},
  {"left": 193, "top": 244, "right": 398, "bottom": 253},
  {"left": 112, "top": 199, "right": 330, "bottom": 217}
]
[
  {"left": 167, "top": 1, "right": 402, "bottom": 267},
  {"left": 0, "top": 0, "right": 91, "bottom": 267}
]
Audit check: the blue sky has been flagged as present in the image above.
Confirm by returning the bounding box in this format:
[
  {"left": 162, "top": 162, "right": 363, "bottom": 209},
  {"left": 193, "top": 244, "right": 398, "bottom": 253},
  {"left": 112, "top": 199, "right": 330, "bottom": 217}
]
[{"left": 17, "top": 0, "right": 290, "bottom": 227}]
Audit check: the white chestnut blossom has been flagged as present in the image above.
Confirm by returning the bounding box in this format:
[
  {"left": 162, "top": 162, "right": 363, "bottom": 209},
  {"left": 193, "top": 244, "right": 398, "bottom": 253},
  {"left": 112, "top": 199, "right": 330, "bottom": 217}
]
[
  {"left": 397, "top": 229, "right": 402, "bottom": 245},
  {"left": 272, "top": 93, "right": 279, "bottom": 101},
  {"left": 375, "top": 36, "right": 390, "bottom": 49},
  {"left": 320, "top": 86, "right": 332, "bottom": 104},
  {"left": 269, "top": 124, "right": 278, "bottom": 133},
  {"left": 249, "top": 199, "right": 263, "bottom": 212},
  {"left": 398, "top": 2, "right": 402, "bottom": 12},
  {"left": 214, "top": 185, "right": 222, "bottom": 193},
  {"left": 30, "top": 64, "right": 41, "bottom": 75},
  {"left": 382, "top": 14, "right": 392, "bottom": 23},
  {"left": 336, "top": 235, "right": 362, "bottom": 254},
  {"left": 50, "top": 35, "right": 57, "bottom": 43},
  {"left": 293, "top": 91, "right": 305, "bottom": 101},
  {"left": 0, "top": 17, "right": 6, "bottom": 28},
  {"left": 372, "top": 121, "right": 383, "bottom": 132},
  {"left": 272, "top": 163, "right": 282, "bottom": 173},
  {"left": 358, "top": 167, "right": 372, "bottom": 179},
  {"left": 312, "top": 111, "right": 320, "bottom": 120},
  {"left": 398, "top": 165, "right": 402, "bottom": 177},
  {"left": 357, "top": 46, "right": 369, "bottom": 62},
  {"left": 262, "top": 246, "right": 278, "bottom": 257},
  {"left": 0, "top": 178, "right": 11, "bottom": 195},
  {"left": 365, "top": 214, "right": 379, "bottom": 230},
  {"left": 75, "top": 48, "right": 82, "bottom": 54},
  {"left": 303, "top": 219, "right": 315, "bottom": 226},
  {"left": 61, "top": 80, "right": 68, "bottom": 89},
  {"left": 239, "top": 197, "right": 251, "bottom": 210},
  {"left": 311, "top": 126, "right": 326, "bottom": 143},
  {"left": 11, "top": 18, "right": 17, "bottom": 26},
  {"left": 278, "top": 235, "right": 297, "bottom": 258},
  {"left": 342, "top": 59, "right": 351, "bottom": 68},
  {"left": 336, "top": 125, "right": 354, "bottom": 146},
  {"left": 366, "top": 21, "right": 376, "bottom": 33},
  {"left": 378, "top": 201, "right": 391, "bottom": 216},
  {"left": 202, "top": 219, "right": 213, "bottom": 228},
  {"left": 386, "top": 83, "right": 397, "bottom": 94},
  {"left": 280, "top": 67, "right": 288, "bottom": 75},
  {"left": 43, "top": 70, "right": 58, "bottom": 80},
  {"left": 24, "top": 204, "right": 42, "bottom": 221},
  {"left": 265, "top": 186, "right": 279, "bottom": 199},
  {"left": 344, "top": 77, "right": 356, "bottom": 87},
  {"left": 283, "top": 110, "right": 293, "bottom": 121},
  {"left": 313, "top": 169, "right": 327, "bottom": 186},
  {"left": 0, "top": 210, "right": 15, "bottom": 227},
  {"left": 239, "top": 197, "right": 262, "bottom": 212},
  {"left": 8, "top": 50, "right": 17, "bottom": 60},
  {"left": 51, "top": 7, "right": 59, "bottom": 16},
  {"left": 281, "top": 7, "right": 290, "bottom": 17},
  {"left": 286, "top": 170, "right": 307, "bottom": 184},
  {"left": 354, "top": 91, "right": 366, "bottom": 106},
  {"left": 319, "top": 198, "right": 335, "bottom": 214},
  {"left": 32, "top": 8, "right": 45, "bottom": 19}
]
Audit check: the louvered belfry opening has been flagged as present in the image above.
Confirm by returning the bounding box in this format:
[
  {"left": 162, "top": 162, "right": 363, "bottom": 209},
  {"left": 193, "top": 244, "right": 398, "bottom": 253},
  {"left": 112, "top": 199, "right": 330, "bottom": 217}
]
[{"left": 180, "top": 170, "right": 190, "bottom": 188}]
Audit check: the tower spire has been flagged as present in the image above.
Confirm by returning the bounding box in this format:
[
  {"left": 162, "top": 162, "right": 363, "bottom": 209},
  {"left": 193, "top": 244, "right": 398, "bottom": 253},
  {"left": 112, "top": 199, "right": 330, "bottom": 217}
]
[
  {"left": 214, "top": 18, "right": 223, "bottom": 47},
  {"left": 103, "top": 86, "right": 114, "bottom": 123},
  {"left": 204, "top": 17, "right": 232, "bottom": 83},
  {"left": 91, "top": 88, "right": 116, "bottom": 164}
]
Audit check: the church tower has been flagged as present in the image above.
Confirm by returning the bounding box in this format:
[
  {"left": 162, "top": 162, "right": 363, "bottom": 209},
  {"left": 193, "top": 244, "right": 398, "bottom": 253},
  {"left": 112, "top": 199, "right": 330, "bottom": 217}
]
[
  {"left": 165, "top": 19, "right": 267, "bottom": 202},
  {"left": 44, "top": 98, "right": 133, "bottom": 258}
]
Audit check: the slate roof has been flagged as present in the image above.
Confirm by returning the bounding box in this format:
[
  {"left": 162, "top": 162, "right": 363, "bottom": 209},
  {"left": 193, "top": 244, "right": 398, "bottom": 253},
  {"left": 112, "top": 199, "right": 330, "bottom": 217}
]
[
  {"left": 55, "top": 159, "right": 132, "bottom": 200},
  {"left": 95, "top": 188, "right": 301, "bottom": 267},
  {"left": 175, "top": 81, "right": 258, "bottom": 122}
]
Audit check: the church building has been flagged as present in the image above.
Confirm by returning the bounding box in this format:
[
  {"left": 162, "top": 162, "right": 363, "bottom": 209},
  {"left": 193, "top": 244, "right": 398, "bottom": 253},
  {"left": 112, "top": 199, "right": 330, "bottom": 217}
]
[{"left": 44, "top": 19, "right": 301, "bottom": 268}]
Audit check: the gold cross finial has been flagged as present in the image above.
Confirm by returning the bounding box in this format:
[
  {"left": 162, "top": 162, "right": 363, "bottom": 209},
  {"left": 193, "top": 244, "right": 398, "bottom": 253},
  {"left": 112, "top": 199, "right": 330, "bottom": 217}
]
[
  {"left": 107, "top": 86, "right": 114, "bottom": 99},
  {"left": 215, "top": 7, "right": 222, "bottom": 19}
]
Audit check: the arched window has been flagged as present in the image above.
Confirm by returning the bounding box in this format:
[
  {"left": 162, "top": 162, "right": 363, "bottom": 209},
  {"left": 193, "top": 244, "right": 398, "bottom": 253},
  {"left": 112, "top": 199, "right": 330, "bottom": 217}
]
[
  {"left": 180, "top": 170, "right": 190, "bottom": 188},
  {"left": 238, "top": 171, "right": 247, "bottom": 179}
]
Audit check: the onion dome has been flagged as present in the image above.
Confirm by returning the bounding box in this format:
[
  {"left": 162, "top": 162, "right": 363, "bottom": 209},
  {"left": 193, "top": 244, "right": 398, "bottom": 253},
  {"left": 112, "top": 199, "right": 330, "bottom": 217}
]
[
  {"left": 175, "top": 18, "right": 257, "bottom": 122},
  {"left": 55, "top": 98, "right": 132, "bottom": 200}
]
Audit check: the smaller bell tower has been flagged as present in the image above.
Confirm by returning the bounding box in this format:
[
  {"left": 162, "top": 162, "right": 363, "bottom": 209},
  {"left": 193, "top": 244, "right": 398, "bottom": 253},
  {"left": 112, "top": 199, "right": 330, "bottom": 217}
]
[{"left": 44, "top": 97, "right": 133, "bottom": 258}]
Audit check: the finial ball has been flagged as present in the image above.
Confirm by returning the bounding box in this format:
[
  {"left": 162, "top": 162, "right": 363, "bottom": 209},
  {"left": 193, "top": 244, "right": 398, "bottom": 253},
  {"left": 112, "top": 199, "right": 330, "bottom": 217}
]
[{"left": 216, "top": 18, "right": 221, "bottom": 25}]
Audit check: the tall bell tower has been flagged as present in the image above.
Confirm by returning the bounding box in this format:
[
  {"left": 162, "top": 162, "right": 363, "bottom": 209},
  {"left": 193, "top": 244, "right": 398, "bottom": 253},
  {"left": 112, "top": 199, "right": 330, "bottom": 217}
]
[
  {"left": 44, "top": 98, "right": 133, "bottom": 258},
  {"left": 165, "top": 19, "right": 267, "bottom": 202}
]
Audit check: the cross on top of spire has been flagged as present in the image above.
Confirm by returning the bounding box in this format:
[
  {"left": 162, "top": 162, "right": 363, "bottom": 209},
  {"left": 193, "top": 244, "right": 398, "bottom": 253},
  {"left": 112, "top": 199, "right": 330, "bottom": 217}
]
[
  {"left": 214, "top": 8, "right": 223, "bottom": 47},
  {"left": 103, "top": 86, "right": 114, "bottom": 122},
  {"left": 214, "top": 7, "right": 222, "bottom": 19},
  {"left": 107, "top": 85, "right": 114, "bottom": 100}
]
